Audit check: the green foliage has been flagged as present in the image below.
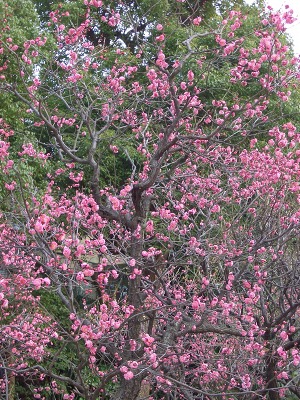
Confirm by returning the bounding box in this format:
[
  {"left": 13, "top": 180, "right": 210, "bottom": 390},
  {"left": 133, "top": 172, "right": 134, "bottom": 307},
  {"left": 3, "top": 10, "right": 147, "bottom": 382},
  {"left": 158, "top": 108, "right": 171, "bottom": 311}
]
[
  {"left": 0, "top": 0, "right": 39, "bottom": 126},
  {"left": 0, "top": 0, "right": 39, "bottom": 45},
  {"left": 0, "top": 131, "right": 52, "bottom": 215}
]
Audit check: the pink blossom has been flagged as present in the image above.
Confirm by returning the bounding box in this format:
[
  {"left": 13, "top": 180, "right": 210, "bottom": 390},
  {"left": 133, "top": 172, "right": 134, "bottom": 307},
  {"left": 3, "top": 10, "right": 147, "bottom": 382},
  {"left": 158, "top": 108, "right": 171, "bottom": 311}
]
[
  {"left": 76, "top": 272, "right": 84, "bottom": 281},
  {"left": 34, "top": 221, "right": 44, "bottom": 233},
  {"left": 278, "top": 371, "right": 289, "bottom": 379},
  {"left": 108, "top": 13, "right": 120, "bottom": 27},
  {"left": 202, "top": 277, "right": 209, "bottom": 286},
  {"left": 16, "top": 275, "right": 27, "bottom": 286},
  {"left": 193, "top": 17, "right": 202, "bottom": 25},
  {"left": 129, "top": 259, "right": 136, "bottom": 267},
  {"left": 32, "top": 278, "right": 42, "bottom": 289},
  {"left": 2, "top": 299, "right": 8, "bottom": 308},
  {"left": 63, "top": 246, "right": 71, "bottom": 259},
  {"left": 168, "top": 220, "right": 177, "bottom": 231},
  {"left": 277, "top": 346, "right": 287, "bottom": 360},
  {"left": 90, "top": 0, "right": 102, "bottom": 6},
  {"left": 5, "top": 181, "right": 16, "bottom": 191},
  {"left": 142, "top": 334, "right": 155, "bottom": 346},
  {"left": 211, "top": 204, "right": 220, "bottom": 213},
  {"left": 124, "top": 371, "right": 134, "bottom": 380},
  {"left": 43, "top": 278, "right": 51, "bottom": 286},
  {"left": 83, "top": 269, "right": 94, "bottom": 277},
  {"left": 129, "top": 361, "right": 138, "bottom": 369},
  {"left": 187, "top": 70, "right": 194, "bottom": 81},
  {"left": 280, "top": 331, "right": 288, "bottom": 341},
  {"left": 110, "top": 145, "right": 119, "bottom": 153},
  {"left": 50, "top": 241, "right": 58, "bottom": 250},
  {"left": 109, "top": 195, "right": 122, "bottom": 211},
  {"left": 75, "top": 244, "right": 86, "bottom": 257},
  {"left": 156, "top": 34, "right": 165, "bottom": 42},
  {"left": 156, "top": 51, "right": 168, "bottom": 69}
]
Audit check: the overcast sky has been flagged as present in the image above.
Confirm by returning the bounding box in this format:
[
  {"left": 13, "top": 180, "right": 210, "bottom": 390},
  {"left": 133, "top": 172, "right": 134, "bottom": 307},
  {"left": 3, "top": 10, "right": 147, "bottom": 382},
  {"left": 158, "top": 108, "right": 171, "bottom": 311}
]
[{"left": 245, "top": 0, "right": 300, "bottom": 55}]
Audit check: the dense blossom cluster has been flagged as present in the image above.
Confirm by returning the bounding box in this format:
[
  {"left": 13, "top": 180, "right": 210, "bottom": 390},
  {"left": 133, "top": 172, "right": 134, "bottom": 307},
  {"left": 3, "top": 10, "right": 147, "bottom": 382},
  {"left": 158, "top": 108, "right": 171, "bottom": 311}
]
[{"left": 0, "top": 0, "right": 300, "bottom": 399}]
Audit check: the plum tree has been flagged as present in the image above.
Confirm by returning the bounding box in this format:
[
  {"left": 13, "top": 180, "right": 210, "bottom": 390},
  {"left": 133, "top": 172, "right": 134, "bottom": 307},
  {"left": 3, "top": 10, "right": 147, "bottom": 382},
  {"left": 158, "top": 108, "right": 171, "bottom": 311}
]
[{"left": 0, "top": 1, "right": 300, "bottom": 399}]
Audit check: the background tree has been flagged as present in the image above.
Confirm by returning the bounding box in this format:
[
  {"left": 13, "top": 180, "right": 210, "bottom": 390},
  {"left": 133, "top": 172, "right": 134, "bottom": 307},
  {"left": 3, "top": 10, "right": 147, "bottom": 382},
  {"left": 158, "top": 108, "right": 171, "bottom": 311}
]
[{"left": 0, "top": 1, "right": 300, "bottom": 399}]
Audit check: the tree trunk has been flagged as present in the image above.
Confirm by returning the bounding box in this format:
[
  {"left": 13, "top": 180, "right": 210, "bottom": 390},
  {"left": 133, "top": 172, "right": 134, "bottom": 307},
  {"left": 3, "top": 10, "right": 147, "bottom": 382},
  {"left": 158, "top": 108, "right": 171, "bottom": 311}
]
[
  {"left": 113, "top": 377, "right": 144, "bottom": 400},
  {"left": 138, "top": 381, "right": 151, "bottom": 399},
  {"left": 265, "top": 353, "right": 280, "bottom": 400},
  {"left": 8, "top": 373, "right": 15, "bottom": 400},
  {"left": 112, "top": 234, "right": 150, "bottom": 400}
]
